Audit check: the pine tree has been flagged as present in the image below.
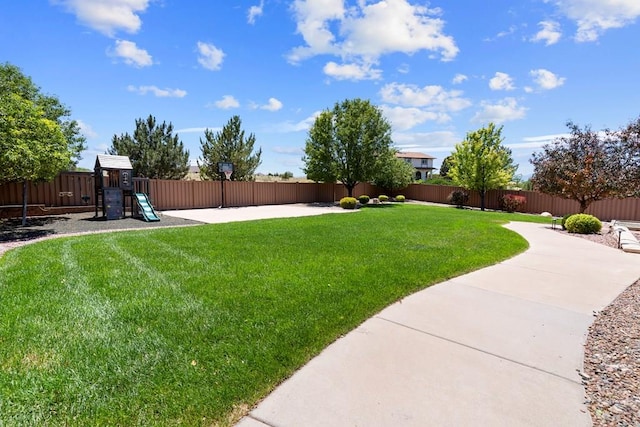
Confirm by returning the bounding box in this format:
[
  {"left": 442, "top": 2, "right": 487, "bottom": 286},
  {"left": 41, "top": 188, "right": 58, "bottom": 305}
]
[
  {"left": 110, "top": 115, "right": 190, "bottom": 179},
  {"left": 198, "top": 116, "right": 262, "bottom": 181}
]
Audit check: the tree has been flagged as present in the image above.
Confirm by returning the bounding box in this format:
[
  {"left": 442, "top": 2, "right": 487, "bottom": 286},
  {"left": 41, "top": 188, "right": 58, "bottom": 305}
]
[
  {"left": 531, "top": 121, "right": 622, "bottom": 213},
  {"left": 303, "top": 98, "right": 394, "bottom": 197},
  {"left": 0, "top": 63, "right": 82, "bottom": 225},
  {"left": 198, "top": 115, "right": 262, "bottom": 181},
  {"left": 110, "top": 115, "right": 189, "bottom": 179},
  {"left": 373, "top": 153, "right": 415, "bottom": 194},
  {"left": 450, "top": 123, "right": 516, "bottom": 211},
  {"left": 613, "top": 116, "right": 640, "bottom": 197},
  {"left": 439, "top": 155, "right": 453, "bottom": 178},
  {"left": 0, "top": 63, "right": 86, "bottom": 168}
]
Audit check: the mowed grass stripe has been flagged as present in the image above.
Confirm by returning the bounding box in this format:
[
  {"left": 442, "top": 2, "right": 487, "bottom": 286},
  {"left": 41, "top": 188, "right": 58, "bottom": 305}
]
[{"left": 0, "top": 204, "right": 543, "bottom": 425}]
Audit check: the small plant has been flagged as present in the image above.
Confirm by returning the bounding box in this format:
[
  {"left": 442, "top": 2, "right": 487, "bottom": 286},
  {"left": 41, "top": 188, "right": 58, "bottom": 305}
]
[
  {"left": 564, "top": 214, "right": 602, "bottom": 234},
  {"left": 501, "top": 194, "right": 526, "bottom": 213},
  {"left": 395, "top": 195, "right": 405, "bottom": 202},
  {"left": 379, "top": 195, "right": 389, "bottom": 202},
  {"left": 339, "top": 197, "right": 358, "bottom": 209},
  {"left": 447, "top": 190, "right": 469, "bottom": 208},
  {"left": 358, "top": 195, "right": 370, "bottom": 204},
  {"left": 561, "top": 214, "right": 575, "bottom": 230}
]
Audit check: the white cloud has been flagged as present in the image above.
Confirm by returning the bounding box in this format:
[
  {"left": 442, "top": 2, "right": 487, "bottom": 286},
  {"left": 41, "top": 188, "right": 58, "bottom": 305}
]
[
  {"left": 380, "top": 105, "right": 448, "bottom": 131},
  {"left": 393, "top": 131, "right": 460, "bottom": 152},
  {"left": 175, "top": 127, "right": 218, "bottom": 134},
  {"left": 127, "top": 85, "right": 187, "bottom": 98},
  {"left": 472, "top": 98, "right": 527, "bottom": 124},
  {"left": 197, "top": 41, "right": 225, "bottom": 70},
  {"left": 271, "top": 111, "right": 321, "bottom": 133},
  {"left": 484, "top": 25, "right": 518, "bottom": 42},
  {"left": 380, "top": 83, "right": 472, "bottom": 112},
  {"left": 549, "top": 0, "right": 640, "bottom": 42},
  {"left": 53, "top": 0, "right": 150, "bottom": 37},
  {"left": 261, "top": 97, "right": 284, "bottom": 112},
  {"left": 273, "top": 146, "right": 303, "bottom": 155},
  {"left": 531, "top": 20, "right": 562, "bottom": 45},
  {"left": 76, "top": 119, "right": 98, "bottom": 138},
  {"left": 110, "top": 40, "right": 152, "bottom": 67},
  {"left": 248, "top": 0, "right": 264, "bottom": 24},
  {"left": 530, "top": 68, "right": 566, "bottom": 90},
  {"left": 323, "top": 61, "right": 382, "bottom": 80},
  {"left": 452, "top": 73, "right": 468, "bottom": 84},
  {"left": 288, "top": 0, "right": 458, "bottom": 79},
  {"left": 213, "top": 95, "right": 240, "bottom": 109},
  {"left": 489, "top": 72, "right": 515, "bottom": 91},
  {"left": 397, "top": 63, "right": 410, "bottom": 74}
]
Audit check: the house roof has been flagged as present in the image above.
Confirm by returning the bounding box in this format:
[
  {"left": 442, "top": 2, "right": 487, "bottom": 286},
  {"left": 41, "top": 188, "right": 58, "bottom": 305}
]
[
  {"left": 396, "top": 152, "right": 436, "bottom": 159},
  {"left": 95, "top": 154, "right": 133, "bottom": 170}
]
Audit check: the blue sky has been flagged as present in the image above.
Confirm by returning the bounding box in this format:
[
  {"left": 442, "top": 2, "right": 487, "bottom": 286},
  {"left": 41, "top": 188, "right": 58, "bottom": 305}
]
[{"left": 2, "top": 1, "right": 639, "bottom": 178}]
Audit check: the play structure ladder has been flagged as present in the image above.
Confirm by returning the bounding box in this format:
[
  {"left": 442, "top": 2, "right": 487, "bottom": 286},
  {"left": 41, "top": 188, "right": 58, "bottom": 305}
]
[{"left": 134, "top": 193, "right": 160, "bottom": 222}]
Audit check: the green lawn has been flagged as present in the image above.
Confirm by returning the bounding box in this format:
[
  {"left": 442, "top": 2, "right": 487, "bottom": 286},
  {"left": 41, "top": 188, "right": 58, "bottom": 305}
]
[{"left": 0, "top": 204, "right": 548, "bottom": 426}]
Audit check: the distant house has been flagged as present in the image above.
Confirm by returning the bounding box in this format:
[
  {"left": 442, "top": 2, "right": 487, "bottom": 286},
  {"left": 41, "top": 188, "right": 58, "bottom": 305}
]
[{"left": 396, "top": 152, "right": 436, "bottom": 180}]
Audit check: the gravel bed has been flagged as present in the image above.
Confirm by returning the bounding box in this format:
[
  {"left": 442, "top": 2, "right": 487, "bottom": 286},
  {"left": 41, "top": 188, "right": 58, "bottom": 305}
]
[{"left": 558, "top": 225, "right": 640, "bottom": 426}]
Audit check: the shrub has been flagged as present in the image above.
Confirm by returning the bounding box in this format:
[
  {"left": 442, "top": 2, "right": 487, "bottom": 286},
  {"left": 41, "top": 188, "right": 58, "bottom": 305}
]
[
  {"left": 561, "top": 214, "right": 575, "bottom": 230},
  {"left": 501, "top": 194, "right": 526, "bottom": 213},
  {"left": 379, "top": 195, "right": 389, "bottom": 202},
  {"left": 339, "top": 197, "right": 358, "bottom": 209},
  {"left": 395, "top": 195, "right": 405, "bottom": 202},
  {"left": 358, "top": 195, "right": 370, "bottom": 204},
  {"left": 564, "top": 214, "right": 602, "bottom": 234},
  {"left": 447, "top": 190, "right": 468, "bottom": 208}
]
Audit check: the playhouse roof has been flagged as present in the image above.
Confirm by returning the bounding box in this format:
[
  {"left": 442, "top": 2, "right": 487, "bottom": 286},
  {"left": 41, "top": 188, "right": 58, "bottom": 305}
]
[{"left": 95, "top": 155, "right": 133, "bottom": 170}]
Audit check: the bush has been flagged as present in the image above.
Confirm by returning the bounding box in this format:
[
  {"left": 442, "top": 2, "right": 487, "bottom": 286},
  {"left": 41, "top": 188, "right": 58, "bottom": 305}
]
[
  {"left": 564, "top": 214, "right": 602, "bottom": 234},
  {"left": 339, "top": 197, "right": 358, "bottom": 209},
  {"left": 561, "top": 214, "right": 575, "bottom": 230},
  {"left": 358, "top": 195, "right": 370, "bottom": 204},
  {"left": 501, "top": 194, "right": 526, "bottom": 213},
  {"left": 447, "top": 190, "right": 468, "bottom": 208},
  {"left": 395, "top": 195, "right": 405, "bottom": 202},
  {"left": 379, "top": 195, "right": 389, "bottom": 202}
]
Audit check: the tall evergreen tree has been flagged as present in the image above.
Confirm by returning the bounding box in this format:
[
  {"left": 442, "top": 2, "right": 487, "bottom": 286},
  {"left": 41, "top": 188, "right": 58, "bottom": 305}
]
[
  {"left": 110, "top": 115, "right": 189, "bottom": 179},
  {"left": 450, "top": 123, "right": 517, "bottom": 211},
  {"left": 198, "top": 115, "right": 262, "bottom": 181}
]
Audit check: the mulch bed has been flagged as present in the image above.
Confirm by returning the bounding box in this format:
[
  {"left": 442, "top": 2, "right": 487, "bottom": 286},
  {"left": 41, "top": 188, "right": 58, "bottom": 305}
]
[{"left": 0, "top": 211, "right": 203, "bottom": 244}]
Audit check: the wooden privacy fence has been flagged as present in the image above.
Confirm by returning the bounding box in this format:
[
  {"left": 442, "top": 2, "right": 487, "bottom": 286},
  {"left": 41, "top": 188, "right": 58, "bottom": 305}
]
[{"left": 3, "top": 173, "right": 640, "bottom": 221}]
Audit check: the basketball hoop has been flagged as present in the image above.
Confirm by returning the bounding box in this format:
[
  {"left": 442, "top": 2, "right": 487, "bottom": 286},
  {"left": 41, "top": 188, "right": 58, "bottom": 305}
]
[{"left": 224, "top": 170, "right": 232, "bottom": 181}]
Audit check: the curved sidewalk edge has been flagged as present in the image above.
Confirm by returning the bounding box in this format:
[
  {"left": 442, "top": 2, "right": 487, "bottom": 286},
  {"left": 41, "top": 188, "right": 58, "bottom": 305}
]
[{"left": 237, "top": 222, "right": 640, "bottom": 427}]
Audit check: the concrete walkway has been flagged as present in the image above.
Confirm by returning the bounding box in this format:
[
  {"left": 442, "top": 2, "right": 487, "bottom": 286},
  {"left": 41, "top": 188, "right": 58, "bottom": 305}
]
[{"left": 236, "top": 221, "right": 640, "bottom": 427}]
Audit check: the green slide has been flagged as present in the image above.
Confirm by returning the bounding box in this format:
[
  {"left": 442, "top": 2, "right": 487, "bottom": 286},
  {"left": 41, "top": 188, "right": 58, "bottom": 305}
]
[{"left": 135, "top": 193, "right": 160, "bottom": 222}]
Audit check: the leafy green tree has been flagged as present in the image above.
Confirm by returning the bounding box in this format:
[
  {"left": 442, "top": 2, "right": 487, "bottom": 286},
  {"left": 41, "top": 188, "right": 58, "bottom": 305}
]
[
  {"left": 424, "top": 174, "right": 454, "bottom": 186},
  {"left": 439, "top": 155, "right": 453, "bottom": 178},
  {"left": 531, "top": 121, "right": 620, "bottom": 213},
  {"left": 110, "top": 115, "right": 189, "bottom": 179},
  {"left": 0, "top": 63, "right": 86, "bottom": 167},
  {"left": 450, "top": 123, "right": 517, "bottom": 211},
  {"left": 303, "top": 98, "right": 394, "bottom": 197},
  {"left": 373, "top": 153, "right": 415, "bottom": 194},
  {"left": 198, "top": 115, "right": 262, "bottom": 181},
  {"left": 0, "top": 63, "right": 82, "bottom": 225}
]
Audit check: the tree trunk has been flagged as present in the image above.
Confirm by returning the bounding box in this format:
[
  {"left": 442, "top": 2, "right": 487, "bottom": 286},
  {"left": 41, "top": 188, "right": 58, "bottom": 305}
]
[
  {"left": 21, "top": 180, "right": 28, "bottom": 226},
  {"left": 346, "top": 184, "right": 355, "bottom": 197},
  {"left": 480, "top": 190, "right": 486, "bottom": 211},
  {"left": 579, "top": 200, "right": 588, "bottom": 213}
]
